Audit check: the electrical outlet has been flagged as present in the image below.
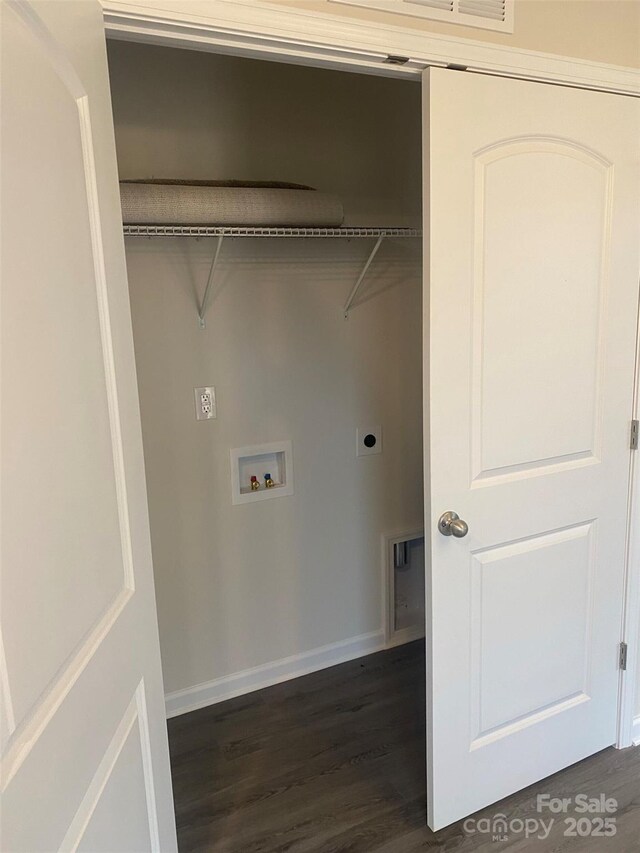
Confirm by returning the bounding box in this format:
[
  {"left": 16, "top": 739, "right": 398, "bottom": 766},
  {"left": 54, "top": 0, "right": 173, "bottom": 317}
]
[{"left": 195, "top": 386, "right": 216, "bottom": 420}]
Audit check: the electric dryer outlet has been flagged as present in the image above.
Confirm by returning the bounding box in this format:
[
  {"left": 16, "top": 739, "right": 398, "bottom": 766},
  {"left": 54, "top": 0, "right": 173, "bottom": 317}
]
[{"left": 357, "top": 425, "right": 382, "bottom": 457}]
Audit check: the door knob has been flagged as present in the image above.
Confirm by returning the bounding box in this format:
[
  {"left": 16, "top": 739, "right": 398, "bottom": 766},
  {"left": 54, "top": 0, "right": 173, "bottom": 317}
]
[{"left": 438, "top": 511, "right": 468, "bottom": 538}]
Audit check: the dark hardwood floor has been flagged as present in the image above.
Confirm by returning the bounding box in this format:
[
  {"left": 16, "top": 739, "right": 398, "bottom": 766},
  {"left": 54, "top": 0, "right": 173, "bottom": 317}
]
[{"left": 168, "top": 642, "right": 640, "bottom": 852}]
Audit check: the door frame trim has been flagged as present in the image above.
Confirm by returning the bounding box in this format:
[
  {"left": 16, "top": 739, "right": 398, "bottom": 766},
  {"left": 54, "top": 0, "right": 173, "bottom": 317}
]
[
  {"left": 100, "top": 0, "right": 640, "bottom": 748},
  {"left": 101, "top": 0, "right": 639, "bottom": 94},
  {"left": 619, "top": 292, "right": 640, "bottom": 748}
]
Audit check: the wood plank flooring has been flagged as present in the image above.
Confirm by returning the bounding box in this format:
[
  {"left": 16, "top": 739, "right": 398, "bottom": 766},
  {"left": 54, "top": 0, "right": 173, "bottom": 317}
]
[{"left": 168, "top": 642, "right": 640, "bottom": 852}]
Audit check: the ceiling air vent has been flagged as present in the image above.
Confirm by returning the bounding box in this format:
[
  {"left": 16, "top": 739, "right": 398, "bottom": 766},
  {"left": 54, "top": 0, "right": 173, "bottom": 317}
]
[{"left": 329, "top": 0, "right": 514, "bottom": 33}]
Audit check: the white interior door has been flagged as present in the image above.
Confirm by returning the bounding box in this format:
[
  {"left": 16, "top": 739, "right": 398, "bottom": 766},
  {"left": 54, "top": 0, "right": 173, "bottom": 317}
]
[
  {"left": 1, "top": 2, "right": 177, "bottom": 849},
  {"left": 424, "top": 67, "right": 640, "bottom": 830}
]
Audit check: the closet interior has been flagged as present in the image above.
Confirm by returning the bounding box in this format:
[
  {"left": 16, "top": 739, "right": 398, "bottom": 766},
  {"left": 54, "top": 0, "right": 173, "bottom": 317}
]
[{"left": 106, "top": 40, "right": 425, "bottom": 719}]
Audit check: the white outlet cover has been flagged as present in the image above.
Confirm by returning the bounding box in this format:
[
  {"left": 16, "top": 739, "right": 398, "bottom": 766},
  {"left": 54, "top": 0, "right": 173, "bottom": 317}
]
[
  {"left": 195, "top": 386, "right": 216, "bottom": 420},
  {"left": 357, "top": 425, "right": 382, "bottom": 457}
]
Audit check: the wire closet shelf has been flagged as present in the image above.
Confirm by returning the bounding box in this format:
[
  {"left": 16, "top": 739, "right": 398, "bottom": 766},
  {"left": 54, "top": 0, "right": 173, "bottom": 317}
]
[
  {"left": 122, "top": 225, "right": 422, "bottom": 325},
  {"left": 122, "top": 225, "right": 421, "bottom": 238}
]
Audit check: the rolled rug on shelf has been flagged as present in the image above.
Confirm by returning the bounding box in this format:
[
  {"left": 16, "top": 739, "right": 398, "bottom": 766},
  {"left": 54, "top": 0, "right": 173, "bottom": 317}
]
[{"left": 120, "top": 180, "right": 344, "bottom": 227}]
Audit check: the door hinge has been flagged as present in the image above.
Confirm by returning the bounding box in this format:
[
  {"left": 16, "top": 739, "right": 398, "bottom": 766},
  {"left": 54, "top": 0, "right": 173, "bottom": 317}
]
[
  {"left": 631, "top": 419, "right": 639, "bottom": 450},
  {"left": 619, "top": 642, "right": 628, "bottom": 671}
]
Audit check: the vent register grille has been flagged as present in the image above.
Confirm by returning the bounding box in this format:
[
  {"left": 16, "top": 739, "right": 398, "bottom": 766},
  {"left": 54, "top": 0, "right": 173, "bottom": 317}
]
[
  {"left": 421, "top": 0, "right": 507, "bottom": 21},
  {"left": 330, "top": 0, "right": 513, "bottom": 32}
]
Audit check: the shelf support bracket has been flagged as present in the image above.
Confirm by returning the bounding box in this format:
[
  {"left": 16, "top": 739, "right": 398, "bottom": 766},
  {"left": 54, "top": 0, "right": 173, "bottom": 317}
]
[
  {"left": 343, "top": 234, "right": 384, "bottom": 319},
  {"left": 198, "top": 235, "right": 224, "bottom": 328}
]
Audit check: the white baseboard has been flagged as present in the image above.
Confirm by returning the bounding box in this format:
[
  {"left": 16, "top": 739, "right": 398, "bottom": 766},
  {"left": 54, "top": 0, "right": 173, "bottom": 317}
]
[
  {"left": 632, "top": 715, "right": 640, "bottom": 747},
  {"left": 385, "top": 626, "right": 425, "bottom": 649},
  {"left": 165, "top": 630, "right": 386, "bottom": 718}
]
